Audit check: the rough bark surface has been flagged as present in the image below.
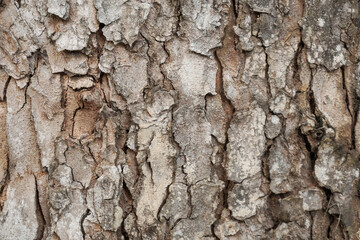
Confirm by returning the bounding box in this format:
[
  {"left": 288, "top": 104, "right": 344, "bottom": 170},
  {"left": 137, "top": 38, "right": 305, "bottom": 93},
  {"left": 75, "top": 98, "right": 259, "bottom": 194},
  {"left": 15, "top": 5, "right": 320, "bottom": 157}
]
[{"left": 0, "top": 0, "right": 360, "bottom": 239}]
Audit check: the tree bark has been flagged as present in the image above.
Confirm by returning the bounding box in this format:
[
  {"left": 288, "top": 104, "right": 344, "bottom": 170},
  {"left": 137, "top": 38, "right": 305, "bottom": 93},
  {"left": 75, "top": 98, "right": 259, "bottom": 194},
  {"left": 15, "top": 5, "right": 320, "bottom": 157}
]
[{"left": 0, "top": 0, "right": 360, "bottom": 239}]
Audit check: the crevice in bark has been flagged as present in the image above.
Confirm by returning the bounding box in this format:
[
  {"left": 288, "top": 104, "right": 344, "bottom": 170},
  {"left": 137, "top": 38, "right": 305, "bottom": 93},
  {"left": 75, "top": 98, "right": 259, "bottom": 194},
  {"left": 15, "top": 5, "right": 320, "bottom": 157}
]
[
  {"left": 308, "top": 67, "right": 318, "bottom": 117},
  {"left": 120, "top": 218, "right": 130, "bottom": 240},
  {"left": 156, "top": 149, "right": 177, "bottom": 225},
  {"left": 211, "top": 45, "right": 234, "bottom": 240},
  {"left": 186, "top": 184, "right": 193, "bottom": 219},
  {"left": 341, "top": 66, "right": 356, "bottom": 150},
  {"left": 80, "top": 209, "right": 90, "bottom": 239},
  {"left": 120, "top": 180, "right": 133, "bottom": 215},
  {"left": 292, "top": 40, "right": 305, "bottom": 80},
  {"left": 13, "top": 0, "right": 21, "bottom": 8},
  {"left": 263, "top": 47, "right": 272, "bottom": 101},
  {"left": 0, "top": 154, "right": 10, "bottom": 212},
  {"left": 1, "top": 76, "right": 10, "bottom": 102},
  {"left": 208, "top": 0, "right": 239, "bottom": 236},
  {"left": 145, "top": 160, "right": 154, "bottom": 186},
  {"left": 139, "top": 32, "right": 154, "bottom": 90},
  {"left": 0, "top": 189, "right": 6, "bottom": 213},
  {"left": 175, "top": 0, "right": 183, "bottom": 35},
  {"left": 34, "top": 175, "right": 45, "bottom": 240},
  {"left": 125, "top": 148, "right": 139, "bottom": 187},
  {"left": 231, "top": 0, "right": 238, "bottom": 18},
  {"left": 68, "top": 85, "right": 95, "bottom": 92},
  {"left": 71, "top": 106, "right": 82, "bottom": 138},
  {"left": 60, "top": 75, "right": 68, "bottom": 112},
  {"left": 213, "top": 51, "right": 235, "bottom": 121},
  {"left": 301, "top": 65, "right": 349, "bottom": 237},
  {"left": 353, "top": 97, "right": 360, "bottom": 151},
  {"left": 262, "top": 142, "right": 272, "bottom": 181},
  {"left": 16, "top": 79, "right": 29, "bottom": 114}
]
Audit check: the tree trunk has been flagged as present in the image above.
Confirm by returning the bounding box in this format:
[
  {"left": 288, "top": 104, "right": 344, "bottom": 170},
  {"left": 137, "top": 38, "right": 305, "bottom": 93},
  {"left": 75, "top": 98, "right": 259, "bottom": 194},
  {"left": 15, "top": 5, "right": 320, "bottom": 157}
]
[{"left": 0, "top": 0, "right": 360, "bottom": 239}]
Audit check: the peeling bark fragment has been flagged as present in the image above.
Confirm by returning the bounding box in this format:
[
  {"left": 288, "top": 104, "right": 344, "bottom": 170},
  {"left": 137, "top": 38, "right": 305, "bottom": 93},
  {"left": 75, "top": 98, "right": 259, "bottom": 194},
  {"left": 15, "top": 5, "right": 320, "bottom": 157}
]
[
  {"left": 50, "top": 0, "right": 99, "bottom": 51},
  {"left": 159, "top": 183, "right": 190, "bottom": 227},
  {"left": 315, "top": 140, "right": 359, "bottom": 193},
  {"left": 265, "top": 114, "right": 282, "bottom": 139},
  {"left": 215, "top": 209, "right": 246, "bottom": 239},
  {"left": 164, "top": 39, "right": 217, "bottom": 105},
  {"left": 241, "top": 47, "right": 266, "bottom": 85},
  {"left": 228, "top": 174, "right": 265, "bottom": 220},
  {"left": 179, "top": 0, "right": 230, "bottom": 56},
  {"left": 240, "top": 47, "right": 268, "bottom": 107},
  {"left": 144, "top": 39, "right": 169, "bottom": 86},
  {"left": 146, "top": 90, "right": 175, "bottom": 118},
  {"left": 65, "top": 145, "right": 93, "bottom": 188},
  {"left": 266, "top": 37, "right": 299, "bottom": 96},
  {"left": 102, "top": 45, "right": 148, "bottom": 104},
  {"left": 300, "top": 0, "right": 351, "bottom": 70},
  {"left": 47, "top": 0, "right": 69, "bottom": 20},
  {"left": 45, "top": 44, "right": 66, "bottom": 73},
  {"left": 268, "top": 138, "right": 293, "bottom": 194},
  {"left": 268, "top": 196, "right": 313, "bottom": 239},
  {"left": 68, "top": 76, "right": 94, "bottom": 91},
  {"left": 28, "top": 59, "right": 64, "bottom": 169},
  {"left": 269, "top": 92, "right": 290, "bottom": 115},
  {"left": 46, "top": 45, "right": 89, "bottom": 75},
  {"left": 278, "top": 195, "right": 306, "bottom": 222},
  {"left": 299, "top": 187, "right": 325, "bottom": 211},
  {"left": 216, "top": 16, "right": 243, "bottom": 111},
  {"left": 233, "top": 4, "right": 256, "bottom": 51},
  {"left": 243, "top": 0, "right": 275, "bottom": 14},
  {"left": 15, "top": 77, "right": 29, "bottom": 89},
  {"left": 6, "top": 80, "right": 41, "bottom": 178},
  {"left": 0, "top": 175, "right": 39, "bottom": 240},
  {"left": 258, "top": 14, "right": 280, "bottom": 47},
  {"left": 271, "top": 221, "right": 311, "bottom": 240},
  {"left": 55, "top": 139, "right": 68, "bottom": 164},
  {"left": 94, "top": 0, "right": 128, "bottom": 25},
  {"left": 64, "top": 52, "right": 90, "bottom": 76},
  {"left": 226, "top": 104, "right": 266, "bottom": 183},
  {"left": 341, "top": 4, "right": 360, "bottom": 61},
  {"left": 171, "top": 181, "right": 223, "bottom": 239},
  {"left": 143, "top": 0, "right": 178, "bottom": 42},
  {"left": 55, "top": 203, "right": 88, "bottom": 240},
  {"left": 63, "top": 86, "right": 81, "bottom": 136},
  {"left": 332, "top": 193, "right": 360, "bottom": 238},
  {"left": 206, "top": 94, "right": 228, "bottom": 144},
  {"left": 163, "top": 38, "right": 219, "bottom": 185},
  {"left": 52, "top": 164, "right": 73, "bottom": 187},
  {"left": 136, "top": 132, "right": 176, "bottom": 229},
  {"left": 312, "top": 67, "right": 352, "bottom": 144},
  {"left": 0, "top": 27, "right": 30, "bottom": 79},
  {"left": 243, "top": 207, "right": 274, "bottom": 239},
  {"left": 173, "top": 106, "right": 213, "bottom": 184},
  {"left": 0, "top": 0, "right": 45, "bottom": 78},
  {"left": 87, "top": 164, "right": 123, "bottom": 232},
  {"left": 49, "top": 186, "right": 70, "bottom": 211},
  {"left": 101, "top": 0, "right": 151, "bottom": 46}
]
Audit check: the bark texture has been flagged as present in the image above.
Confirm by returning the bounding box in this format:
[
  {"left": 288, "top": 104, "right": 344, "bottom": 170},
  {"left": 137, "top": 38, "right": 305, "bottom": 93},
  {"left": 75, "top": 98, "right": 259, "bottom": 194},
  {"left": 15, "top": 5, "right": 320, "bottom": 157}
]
[{"left": 0, "top": 0, "right": 360, "bottom": 239}]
